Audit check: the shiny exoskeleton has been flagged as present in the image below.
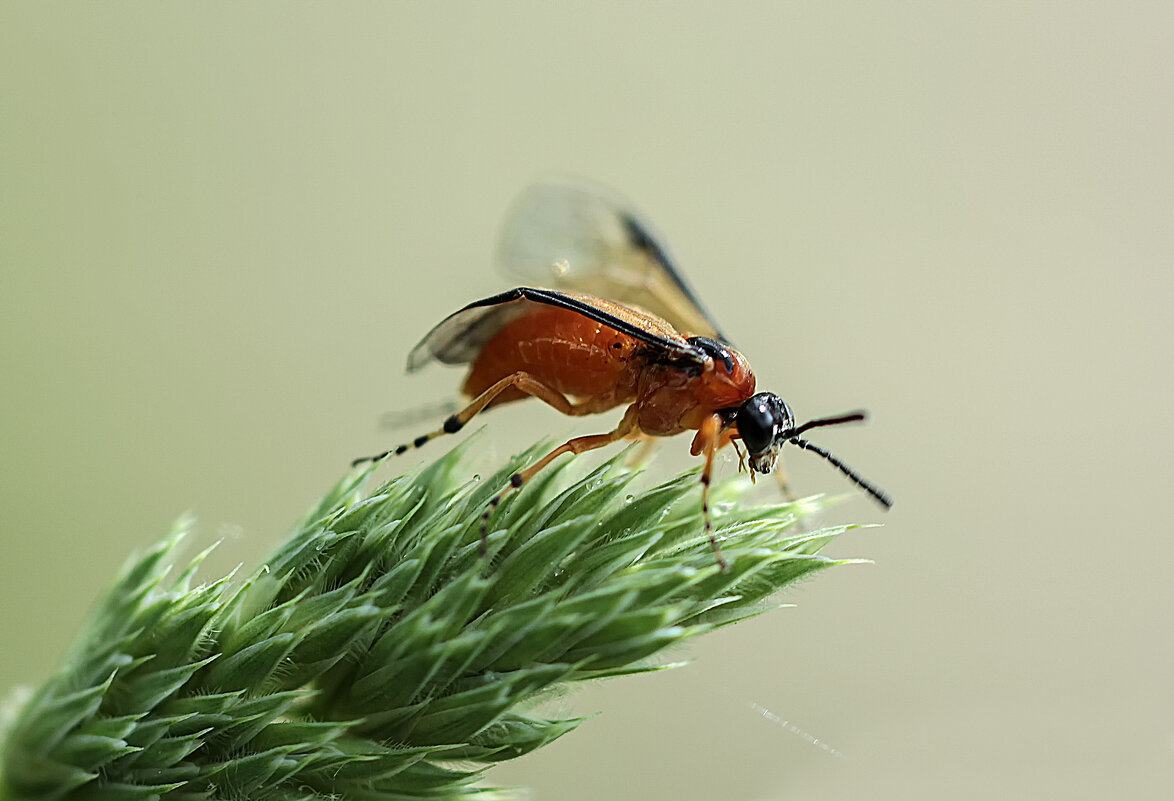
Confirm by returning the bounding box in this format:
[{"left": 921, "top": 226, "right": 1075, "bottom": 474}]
[
  {"left": 355, "top": 183, "right": 891, "bottom": 569},
  {"left": 355, "top": 287, "right": 890, "bottom": 569}
]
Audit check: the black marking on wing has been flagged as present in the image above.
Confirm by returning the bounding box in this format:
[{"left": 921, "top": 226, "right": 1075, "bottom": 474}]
[
  {"left": 686, "top": 336, "right": 735, "bottom": 372},
  {"left": 407, "top": 287, "right": 705, "bottom": 372},
  {"left": 619, "top": 212, "right": 731, "bottom": 344}
]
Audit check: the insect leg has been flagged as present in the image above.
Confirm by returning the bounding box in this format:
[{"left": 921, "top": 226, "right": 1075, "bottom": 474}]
[
  {"left": 352, "top": 371, "right": 590, "bottom": 466},
  {"left": 622, "top": 432, "right": 660, "bottom": 468},
  {"left": 696, "top": 413, "right": 729, "bottom": 571},
  {"left": 379, "top": 398, "right": 461, "bottom": 430},
  {"left": 772, "top": 457, "right": 798, "bottom": 503},
  {"left": 729, "top": 438, "right": 748, "bottom": 475},
  {"left": 480, "top": 405, "right": 640, "bottom": 555}
]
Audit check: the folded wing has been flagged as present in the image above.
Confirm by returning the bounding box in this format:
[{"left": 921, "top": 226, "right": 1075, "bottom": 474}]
[{"left": 406, "top": 287, "right": 703, "bottom": 373}]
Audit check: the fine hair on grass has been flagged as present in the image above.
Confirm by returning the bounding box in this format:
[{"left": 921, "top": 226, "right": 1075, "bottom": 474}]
[{"left": 0, "top": 437, "right": 866, "bottom": 800}]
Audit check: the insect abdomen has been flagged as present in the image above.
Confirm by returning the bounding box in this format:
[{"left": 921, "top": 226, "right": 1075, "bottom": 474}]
[{"left": 462, "top": 306, "right": 640, "bottom": 408}]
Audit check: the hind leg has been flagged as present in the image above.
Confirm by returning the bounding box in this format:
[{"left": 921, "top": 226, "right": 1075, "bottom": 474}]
[{"left": 353, "top": 371, "right": 595, "bottom": 465}]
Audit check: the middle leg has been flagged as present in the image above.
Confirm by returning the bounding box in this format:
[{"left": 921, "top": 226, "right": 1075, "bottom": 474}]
[{"left": 480, "top": 405, "right": 640, "bottom": 555}]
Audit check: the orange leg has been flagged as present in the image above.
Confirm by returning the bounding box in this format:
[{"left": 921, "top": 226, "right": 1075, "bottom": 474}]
[
  {"left": 729, "top": 438, "right": 748, "bottom": 475},
  {"left": 481, "top": 405, "right": 641, "bottom": 554},
  {"left": 622, "top": 431, "right": 660, "bottom": 468},
  {"left": 696, "top": 413, "right": 729, "bottom": 571},
  {"left": 353, "top": 371, "right": 597, "bottom": 465},
  {"left": 772, "top": 456, "right": 798, "bottom": 503}
]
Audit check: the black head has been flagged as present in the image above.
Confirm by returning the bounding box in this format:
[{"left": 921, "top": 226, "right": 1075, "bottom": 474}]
[
  {"left": 728, "top": 393, "right": 892, "bottom": 509},
  {"left": 733, "top": 392, "right": 794, "bottom": 474}
]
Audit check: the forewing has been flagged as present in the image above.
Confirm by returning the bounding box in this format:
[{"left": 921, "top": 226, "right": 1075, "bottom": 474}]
[
  {"left": 406, "top": 288, "right": 701, "bottom": 373},
  {"left": 497, "top": 183, "right": 729, "bottom": 342},
  {"left": 406, "top": 293, "right": 533, "bottom": 372}
]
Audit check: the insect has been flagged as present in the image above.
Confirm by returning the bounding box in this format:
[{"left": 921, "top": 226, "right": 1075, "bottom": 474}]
[{"left": 354, "top": 183, "right": 891, "bottom": 568}]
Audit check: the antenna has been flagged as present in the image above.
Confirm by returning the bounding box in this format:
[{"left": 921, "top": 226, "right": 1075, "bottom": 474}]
[
  {"left": 789, "top": 437, "right": 892, "bottom": 509},
  {"left": 791, "top": 411, "right": 867, "bottom": 438}
]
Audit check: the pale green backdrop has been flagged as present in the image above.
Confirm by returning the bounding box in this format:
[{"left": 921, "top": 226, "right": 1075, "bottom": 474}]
[{"left": 2, "top": 3, "right": 1171, "bottom": 799}]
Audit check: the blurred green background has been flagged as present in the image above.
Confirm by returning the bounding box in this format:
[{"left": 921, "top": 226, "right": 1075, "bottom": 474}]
[{"left": 2, "top": 3, "right": 1171, "bottom": 799}]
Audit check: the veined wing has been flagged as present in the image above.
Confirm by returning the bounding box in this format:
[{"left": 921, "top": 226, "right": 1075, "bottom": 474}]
[
  {"left": 406, "top": 287, "right": 702, "bottom": 373},
  {"left": 497, "top": 183, "right": 729, "bottom": 343}
]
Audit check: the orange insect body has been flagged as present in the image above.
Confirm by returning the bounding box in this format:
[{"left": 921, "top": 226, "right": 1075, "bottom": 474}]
[
  {"left": 462, "top": 305, "right": 642, "bottom": 410},
  {"left": 464, "top": 303, "right": 758, "bottom": 438},
  {"left": 355, "top": 183, "right": 891, "bottom": 569},
  {"left": 635, "top": 347, "right": 755, "bottom": 437}
]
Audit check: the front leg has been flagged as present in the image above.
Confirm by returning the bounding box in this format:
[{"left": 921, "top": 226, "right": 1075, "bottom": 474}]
[
  {"left": 695, "top": 413, "right": 729, "bottom": 571},
  {"left": 353, "top": 371, "right": 599, "bottom": 466}
]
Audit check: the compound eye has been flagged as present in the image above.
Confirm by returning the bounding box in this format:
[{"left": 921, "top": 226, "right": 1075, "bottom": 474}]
[{"left": 738, "top": 398, "right": 775, "bottom": 454}]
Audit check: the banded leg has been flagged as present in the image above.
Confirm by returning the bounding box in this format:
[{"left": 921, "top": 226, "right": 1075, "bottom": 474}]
[
  {"left": 696, "top": 414, "right": 729, "bottom": 571},
  {"left": 353, "top": 371, "right": 594, "bottom": 466},
  {"left": 480, "top": 405, "right": 640, "bottom": 555},
  {"left": 379, "top": 398, "right": 461, "bottom": 431}
]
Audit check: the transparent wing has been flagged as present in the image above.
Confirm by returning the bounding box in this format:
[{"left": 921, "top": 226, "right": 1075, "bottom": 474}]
[
  {"left": 406, "top": 287, "right": 700, "bottom": 373},
  {"left": 497, "top": 182, "right": 729, "bottom": 342},
  {"left": 406, "top": 296, "right": 533, "bottom": 372}
]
